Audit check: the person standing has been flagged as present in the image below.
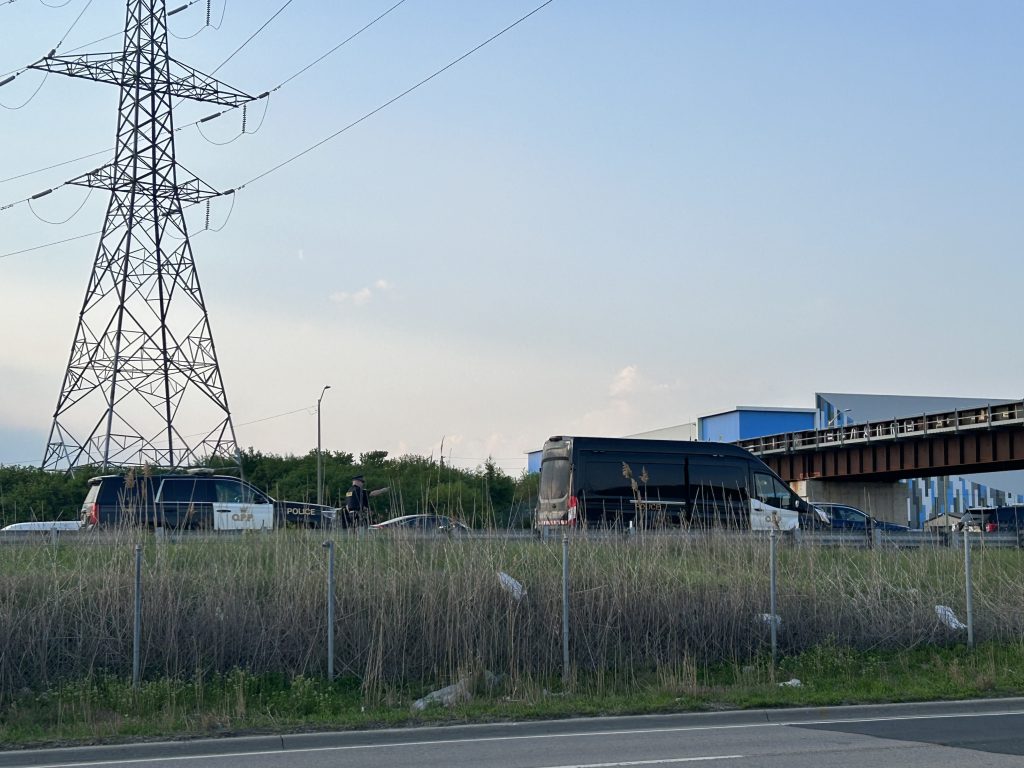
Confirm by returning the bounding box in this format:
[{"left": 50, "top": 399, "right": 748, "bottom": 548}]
[{"left": 346, "top": 475, "right": 370, "bottom": 526}]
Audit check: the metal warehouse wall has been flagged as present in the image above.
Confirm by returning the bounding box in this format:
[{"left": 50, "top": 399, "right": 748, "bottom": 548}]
[{"left": 699, "top": 409, "right": 814, "bottom": 443}]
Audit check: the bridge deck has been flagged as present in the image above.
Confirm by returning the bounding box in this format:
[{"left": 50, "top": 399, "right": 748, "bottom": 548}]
[{"left": 737, "top": 400, "right": 1024, "bottom": 482}]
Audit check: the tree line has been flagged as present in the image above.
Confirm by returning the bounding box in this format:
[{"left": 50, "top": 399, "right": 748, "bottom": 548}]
[{"left": 0, "top": 449, "right": 539, "bottom": 529}]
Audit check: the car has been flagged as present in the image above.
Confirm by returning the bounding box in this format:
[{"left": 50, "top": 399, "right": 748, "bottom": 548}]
[
  {"left": 1, "top": 520, "right": 83, "bottom": 534},
  {"left": 370, "top": 514, "right": 469, "bottom": 534},
  {"left": 800, "top": 505, "right": 832, "bottom": 530},
  {"left": 812, "top": 502, "right": 910, "bottom": 532},
  {"left": 81, "top": 469, "right": 341, "bottom": 531},
  {"left": 957, "top": 506, "right": 1024, "bottom": 534}
]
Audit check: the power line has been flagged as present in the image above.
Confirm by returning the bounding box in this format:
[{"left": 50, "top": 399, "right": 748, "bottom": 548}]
[
  {"left": 170, "top": 0, "right": 227, "bottom": 40},
  {"left": 1, "top": 187, "right": 229, "bottom": 256},
  {"left": 0, "top": 0, "right": 94, "bottom": 107},
  {"left": 0, "top": 27, "right": 120, "bottom": 82},
  {"left": 236, "top": 406, "right": 315, "bottom": 428},
  {"left": 0, "top": 230, "right": 100, "bottom": 259},
  {"left": 184, "top": 404, "right": 314, "bottom": 437},
  {"left": 236, "top": 0, "right": 556, "bottom": 191},
  {"left": 54, "top": 0, "right": 94, "bottom": 53},
  {"left": 0, "top": 71, "right": 48, "bottom": 110},
  {"left": 27, "top": 186, "right": 92, "bottom": 224},
  {"left": 64, "top": 30, "right": 121, "bottom": 53},
  {"left": 0, "top": 147, "right": 110, "bottom": 185},
  {"left": 1, "top": 0, "right": 408, "bottom": 186},
  {"left": 274, "top": 0, "right": 407, "bottom": 91},
  {"left": 210, "top": 0, "right": 293, "bottom": 75},
  {"left": 191, "top": 0, "right": 406, "bottom": 146},
  {"left": 2, "top": 0, "right": 555, "bottom": 254}
]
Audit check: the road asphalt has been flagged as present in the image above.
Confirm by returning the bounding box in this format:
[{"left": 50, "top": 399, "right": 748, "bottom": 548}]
[{"left": 2, "top": 697, "right": 1023, "bottom": 768}]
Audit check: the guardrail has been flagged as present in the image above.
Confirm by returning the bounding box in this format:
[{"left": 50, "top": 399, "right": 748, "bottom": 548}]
[
  {"left": 799, "top": 529, "right": 1022, "bottom": 549},
  {"left": 2, "top": 527, "right": 1023, "bottom": 549},
  {"left": 736, "top": 400, "right": 1024, "bottom": 456}
]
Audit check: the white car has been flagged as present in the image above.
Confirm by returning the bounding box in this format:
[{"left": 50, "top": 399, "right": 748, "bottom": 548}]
[
  {"left": 370, "top": 514, "right": 469, "bottom": 534},
  {"left": 1, "top": 520, "right": 84, "bottom": 533}
]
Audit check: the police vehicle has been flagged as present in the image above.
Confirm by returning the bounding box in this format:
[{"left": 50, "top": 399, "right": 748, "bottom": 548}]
[{"left": 81, "top": 469, "right": 340, "bottom": 531}]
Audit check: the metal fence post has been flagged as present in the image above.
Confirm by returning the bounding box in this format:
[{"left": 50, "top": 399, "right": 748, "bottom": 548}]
[
  {"left": 323, "top": 540, "right": 335, "bottom": 681},
  {"left": 133, "top": 543, "right": 142, "bottom": 689},
  {"left": 769, "top": 528, "right": 778, "bottom": 666},
  {"left": 963, "top": 527, "right": 975, "bottom": 648},
  {"left": 562, "top": 533, "right": 570, "bottom": 683}
]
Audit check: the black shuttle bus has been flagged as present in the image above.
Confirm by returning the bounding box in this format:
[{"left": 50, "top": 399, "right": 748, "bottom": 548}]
[{"left": 535, "top": 435, "right": 818, "bottom": 531}]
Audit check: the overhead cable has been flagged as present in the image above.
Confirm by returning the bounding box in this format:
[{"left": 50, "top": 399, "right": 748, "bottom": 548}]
[
  {"left": 0, "top": 71, "right": 48, "bottom": 109},
  {"left": 170, "top": 0, "right": 227, "bottom": 39},
  {"left": 53, "top": 0, "right": 94, "bottom": 53},
  {"left": 210, "top": 0, "right": 294, "bottom": 75},
  {"left": 237, "top": 0, "right": 556, "bottom": 191},
  {"left": 168, "top": 0, "right": 205, "bottom": 38},
  {"left": 27, "top": 186, "right": 92, "bottom": 224},
  {"left": 62, "top": 30, "right": 121, "bottom": 53},
  {"left": 0, "top": 0, "right": 93, "bottom": 107},
  {"left": 1, "top": 0, "right": 409, "bottom": 186},
  {"left": 0, "top": 230, "right": 100, "bottom": 259},
  {"left": 274, "top": 0, "right": 408, "bottom": 91},
  {"left": 0, "top": 147, "right": 110, "bottom": 185},
  {"left": 3, "top": 0, "right": 555, "bottom": 219}
]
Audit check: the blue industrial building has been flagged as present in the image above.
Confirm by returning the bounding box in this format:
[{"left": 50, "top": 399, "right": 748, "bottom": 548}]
[{"left": 697, "top": 406, "right": 814, "bottom": 443}]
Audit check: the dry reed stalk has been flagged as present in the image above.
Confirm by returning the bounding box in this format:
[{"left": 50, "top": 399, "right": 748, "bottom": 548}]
[{"left": 1, "top": 530, "right": 1022, "bottom": 702}]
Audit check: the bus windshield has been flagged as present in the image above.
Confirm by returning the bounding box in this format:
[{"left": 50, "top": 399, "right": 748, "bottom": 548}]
[{"left": 540, "top": 457, "right": 569, "bottom": 501}]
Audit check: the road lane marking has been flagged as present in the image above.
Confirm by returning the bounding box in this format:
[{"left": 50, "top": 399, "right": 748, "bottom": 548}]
[
  {"left": 538, "top": 758, "right": 743, "bottom": 767},
  {"left": 11, "top": 709, "right": 1024, "bottom": 768}
]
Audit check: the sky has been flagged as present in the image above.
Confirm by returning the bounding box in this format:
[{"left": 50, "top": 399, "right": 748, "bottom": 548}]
[{"left": 1, "top": 0, "right": 1022, "bottom": 474}]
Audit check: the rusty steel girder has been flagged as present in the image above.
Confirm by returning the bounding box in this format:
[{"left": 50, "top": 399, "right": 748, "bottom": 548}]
[{"left": 763, "top": 428, "right": 1024, "bottom": 483}]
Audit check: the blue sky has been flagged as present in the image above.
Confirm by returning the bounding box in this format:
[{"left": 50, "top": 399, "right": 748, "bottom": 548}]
[{"left": 1, "top": 0, "right": 1022, "bottom": 472}]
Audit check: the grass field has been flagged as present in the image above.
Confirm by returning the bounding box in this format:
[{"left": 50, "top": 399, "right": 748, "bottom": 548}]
[{"left": 2, "top": 530, "right": 1023, "bottom": 745}]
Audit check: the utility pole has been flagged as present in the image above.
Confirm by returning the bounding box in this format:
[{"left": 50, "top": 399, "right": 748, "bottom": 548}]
[
  {"left": 32, "top": 0, "right": 252, "bottom": 471},
  {"left": 317, "top": 385, "right": 330, "bottom": 506}
]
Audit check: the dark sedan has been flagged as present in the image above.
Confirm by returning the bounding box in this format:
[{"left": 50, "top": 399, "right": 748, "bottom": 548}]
[{"left": 812, "top": 502, "right": 910, "bottom": 532}]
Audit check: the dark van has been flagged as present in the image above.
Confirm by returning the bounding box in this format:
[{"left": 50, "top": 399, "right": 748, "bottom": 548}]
[
  {"left": 80, "top": 469, "right": 340, "bottom": 530},
  {"left": 536, "top": 436, "right": 813, "bottom": 531}
]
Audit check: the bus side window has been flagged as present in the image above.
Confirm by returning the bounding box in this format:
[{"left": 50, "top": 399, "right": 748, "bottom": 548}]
[
  {"left": 690, "top": 462, "right": 749, "bottom": 527},
  {"left": 755, "top": 472, "right": 799, "bottom": 511},
  {"left": 754, "top": 473, "right": 776, "bottom": 505},
  {"left": 778, "top": 480, "right": 802, "bottom": 511}
]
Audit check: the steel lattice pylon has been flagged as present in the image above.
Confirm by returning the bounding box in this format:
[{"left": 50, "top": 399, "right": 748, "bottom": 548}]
[{"left": 31, "top": 0, "right": 251, "bottom": 471}]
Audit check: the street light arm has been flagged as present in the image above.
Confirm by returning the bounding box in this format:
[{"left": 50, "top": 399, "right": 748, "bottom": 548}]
[{"left": 318, "top": 385, "right": 331, "bottom": 407}]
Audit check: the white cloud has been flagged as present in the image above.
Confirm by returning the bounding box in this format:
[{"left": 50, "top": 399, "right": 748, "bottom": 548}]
[
  {"left": 329, "top": 287, "right": 371, "bottom": 305},
  {"left": 329, "top": 278, "right": 391, "bottom": 306},
  {"left": 610, "top": 364, "right": 638, "bottom": 396}
]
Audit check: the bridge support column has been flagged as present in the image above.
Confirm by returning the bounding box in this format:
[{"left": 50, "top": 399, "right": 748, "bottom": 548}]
[{"left": 792, "top": 480, "right": 910, "bottom": 527}]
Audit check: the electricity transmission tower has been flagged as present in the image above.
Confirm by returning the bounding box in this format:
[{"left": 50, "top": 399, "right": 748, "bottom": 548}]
[{"left": 30, "top": 0, "right": 251, "bottom": 472}]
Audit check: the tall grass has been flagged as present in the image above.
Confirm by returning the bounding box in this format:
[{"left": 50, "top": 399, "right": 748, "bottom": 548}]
[{"left": 1, "top": 530, "right": 1022, "bottom": 705}]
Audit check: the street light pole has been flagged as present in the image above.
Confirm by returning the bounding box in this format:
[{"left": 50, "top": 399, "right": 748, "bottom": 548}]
[{"left": 317, "top": 385, "right": 331, "bottom": 506}]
